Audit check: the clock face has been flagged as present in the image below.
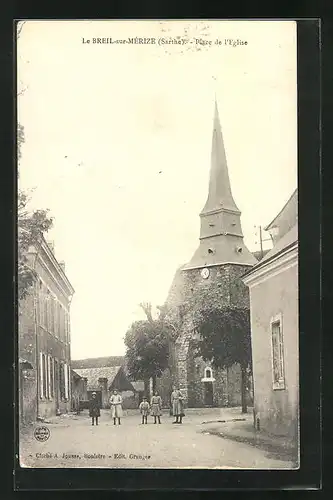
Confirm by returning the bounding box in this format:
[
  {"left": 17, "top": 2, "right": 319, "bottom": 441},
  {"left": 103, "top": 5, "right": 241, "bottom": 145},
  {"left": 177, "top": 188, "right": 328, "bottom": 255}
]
[{"left": 201, "top": 267, "right": 210, "bottom": 279}]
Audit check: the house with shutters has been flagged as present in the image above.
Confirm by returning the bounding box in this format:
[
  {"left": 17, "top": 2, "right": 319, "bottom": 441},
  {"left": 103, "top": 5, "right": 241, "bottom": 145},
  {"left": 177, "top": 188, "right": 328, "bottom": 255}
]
[
  {"left": 242, "top": 189, "right": 298, "bottom": 454},
  {"left": 18, "top": 237, "right": 74, "bottom": 423}
]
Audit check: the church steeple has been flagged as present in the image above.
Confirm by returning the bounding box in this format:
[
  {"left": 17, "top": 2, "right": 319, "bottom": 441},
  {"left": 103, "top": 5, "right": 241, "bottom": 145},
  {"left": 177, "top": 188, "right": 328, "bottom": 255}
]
[
  {"left": 183, "top": 99, "right": 257, "bottom": 270},
  {"left": 202, "top": 99, "right": 240, "bottom": 214}
]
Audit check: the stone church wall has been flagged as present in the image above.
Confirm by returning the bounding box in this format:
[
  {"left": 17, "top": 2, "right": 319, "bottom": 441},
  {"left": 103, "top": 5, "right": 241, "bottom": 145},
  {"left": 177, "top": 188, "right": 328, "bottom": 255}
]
[{"left": 160, "top": 262, "right": 253, "bottom": 408}]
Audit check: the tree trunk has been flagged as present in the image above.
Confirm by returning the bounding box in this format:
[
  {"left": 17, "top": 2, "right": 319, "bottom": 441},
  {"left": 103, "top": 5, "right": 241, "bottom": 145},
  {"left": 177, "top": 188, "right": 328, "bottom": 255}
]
[{"left": 240, "top": 364, "right": 248, "bottom": 414}]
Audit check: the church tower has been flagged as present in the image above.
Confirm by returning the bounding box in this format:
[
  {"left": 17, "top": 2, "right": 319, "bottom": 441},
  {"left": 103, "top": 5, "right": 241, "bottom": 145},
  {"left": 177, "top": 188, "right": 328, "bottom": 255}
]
[
  {"left": 183, "top": 100, "right": 256, "bottom": 271},
  {"left": 158, "top": 100, "right": 257, "bottom": 409}
]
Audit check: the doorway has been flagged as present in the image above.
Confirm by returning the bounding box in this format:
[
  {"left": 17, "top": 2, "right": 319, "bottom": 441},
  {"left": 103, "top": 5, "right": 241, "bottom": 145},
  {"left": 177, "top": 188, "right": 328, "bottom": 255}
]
[{"left": 204, "top": 382, "right": 213, "bottom": 406}]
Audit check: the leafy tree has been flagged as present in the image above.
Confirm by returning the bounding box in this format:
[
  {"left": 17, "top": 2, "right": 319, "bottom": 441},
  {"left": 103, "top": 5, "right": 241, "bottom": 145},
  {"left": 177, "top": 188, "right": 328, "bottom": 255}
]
[
  {"left": 124, "top": 302, "right": 179, "bottom": 395},
  {"left": 194, "top": 306, "right": 252, "bottom": 413},
  {"left": 17, "top": 124, "right": 53, "bottom": 302}
]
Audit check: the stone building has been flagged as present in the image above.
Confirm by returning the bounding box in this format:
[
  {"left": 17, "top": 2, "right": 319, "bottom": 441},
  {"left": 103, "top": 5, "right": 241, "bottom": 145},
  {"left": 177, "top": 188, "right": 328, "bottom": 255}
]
[
  {"left": 18, "top": 238, "right": 74, "bottom": 423},
  {"left": 242, "top": 190, "right": 298, "bottom": 452},
  {"left": 72, "top": 357, "right": 144, "bottom": 409},
  {"left": 156, "top": 101, "right": 257, "bottom": 408}
]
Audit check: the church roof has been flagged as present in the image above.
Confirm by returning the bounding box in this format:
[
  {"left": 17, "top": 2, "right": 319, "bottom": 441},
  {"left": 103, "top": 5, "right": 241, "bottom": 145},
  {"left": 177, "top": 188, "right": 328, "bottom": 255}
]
[
  {"left": 201, "top": 100, "right": 239, "bottom": 214},
  {"left": 183, "top": 99, "right": 256, "bottom": 270}
]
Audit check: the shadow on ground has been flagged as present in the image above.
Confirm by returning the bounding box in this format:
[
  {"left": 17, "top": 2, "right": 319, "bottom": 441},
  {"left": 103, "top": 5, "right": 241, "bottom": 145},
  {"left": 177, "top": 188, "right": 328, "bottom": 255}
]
[{"left": 203, "top": 422, "right": 299, "bottom": 467}]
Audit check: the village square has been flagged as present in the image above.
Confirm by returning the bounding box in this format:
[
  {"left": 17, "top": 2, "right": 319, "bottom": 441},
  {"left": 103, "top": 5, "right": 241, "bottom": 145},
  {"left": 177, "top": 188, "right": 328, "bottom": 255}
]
[{"left": 18, "top": 94, "right": 299, "bottom": 470}]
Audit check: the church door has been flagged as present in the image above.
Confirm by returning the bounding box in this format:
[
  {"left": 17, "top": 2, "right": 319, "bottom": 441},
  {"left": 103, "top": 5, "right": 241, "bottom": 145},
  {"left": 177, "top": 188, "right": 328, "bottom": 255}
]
[{"left": 204, "top": 382, "right": 214, "bottom": 406}]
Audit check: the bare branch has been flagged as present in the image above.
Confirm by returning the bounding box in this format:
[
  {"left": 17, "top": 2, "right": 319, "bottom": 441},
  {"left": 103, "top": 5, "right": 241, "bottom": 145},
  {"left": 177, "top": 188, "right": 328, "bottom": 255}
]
[{"left": 139, "top": 302, "right": 153, "bottom": 324}]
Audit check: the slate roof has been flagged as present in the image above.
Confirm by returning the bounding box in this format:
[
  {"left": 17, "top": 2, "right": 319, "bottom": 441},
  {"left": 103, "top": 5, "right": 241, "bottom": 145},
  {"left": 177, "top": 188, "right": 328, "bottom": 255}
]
[
  {"left": 71, "top": 369, "right": 83, "bottom": 380},
  {"left": 74, "top": 366, "right": 121, "bottom": 390},
  {"left": 71, "top": 356, "right": 125, "bottom": 369},
  {"left": 265, "top": 189, "right": 297, "bottom": 232}
]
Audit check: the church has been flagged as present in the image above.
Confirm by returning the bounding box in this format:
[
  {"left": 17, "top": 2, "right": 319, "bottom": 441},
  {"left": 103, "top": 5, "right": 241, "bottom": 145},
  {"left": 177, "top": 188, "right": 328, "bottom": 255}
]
[{"left": 156, "top": 100, "right": 257, "bottom": 408}]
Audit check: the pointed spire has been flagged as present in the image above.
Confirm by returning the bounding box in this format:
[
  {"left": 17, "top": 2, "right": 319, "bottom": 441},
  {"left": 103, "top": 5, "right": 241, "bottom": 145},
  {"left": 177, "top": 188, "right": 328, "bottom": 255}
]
[
  {"left": 182, "top": 97, "right": 257, "bottom": 270},
  {"left": 202, "top": 99, "right": 239, "bottom": 214}
]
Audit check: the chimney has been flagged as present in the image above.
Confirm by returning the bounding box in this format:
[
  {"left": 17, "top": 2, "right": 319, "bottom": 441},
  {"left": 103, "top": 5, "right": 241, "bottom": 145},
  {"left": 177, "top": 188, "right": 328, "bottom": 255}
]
[{"left": 59, "top": 261, "right": 66, "bottom": 272}]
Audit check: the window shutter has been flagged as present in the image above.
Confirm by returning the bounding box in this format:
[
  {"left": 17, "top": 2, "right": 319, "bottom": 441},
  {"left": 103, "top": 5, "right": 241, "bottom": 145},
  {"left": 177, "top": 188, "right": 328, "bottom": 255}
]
[
  {"left": 39, "top": 352, "right": 43, "bottom": 398},
  {"left": 64, "top": 363, "right": 68, "bottom": 400}
]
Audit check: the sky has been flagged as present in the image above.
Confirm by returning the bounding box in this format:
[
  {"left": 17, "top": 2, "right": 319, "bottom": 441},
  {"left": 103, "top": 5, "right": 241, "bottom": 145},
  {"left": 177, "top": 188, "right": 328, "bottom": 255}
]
[{"left": 17, "top": 20, "right": 297, "bottom": 359}]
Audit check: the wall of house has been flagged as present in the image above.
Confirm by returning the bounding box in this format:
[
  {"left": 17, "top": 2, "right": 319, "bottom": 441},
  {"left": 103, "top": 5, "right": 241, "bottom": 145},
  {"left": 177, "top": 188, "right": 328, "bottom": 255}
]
[
  {"left": 71, "top": 377, "right": 87, "bottom": 411},
  {"left": 18, "top": 291, "right": 38, "bottom": 424},
  {"left": 164, "top": 263, "right": 253, "bottom": 407},
  {"left": 20, "top": 368, "right": 37, "bottom": 425},
  {"left": 249, "top": 258, "right": 298, "bottom": 442}
]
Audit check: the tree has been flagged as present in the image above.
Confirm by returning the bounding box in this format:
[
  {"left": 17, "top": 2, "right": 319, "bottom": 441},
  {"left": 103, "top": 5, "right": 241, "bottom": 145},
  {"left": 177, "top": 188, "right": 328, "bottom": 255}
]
[
  {"left": 194, "top": 306, "right": 252, "bottom": 413},
  {"left": 17, "top": 124, "right": 53, "bottom": 302},
  {"left": 124, "top": 302, "right": 179, "bottom": 395}
]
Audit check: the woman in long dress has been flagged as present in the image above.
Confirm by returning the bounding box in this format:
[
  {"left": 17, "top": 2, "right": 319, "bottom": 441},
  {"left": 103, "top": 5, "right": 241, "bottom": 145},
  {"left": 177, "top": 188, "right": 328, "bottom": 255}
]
[
  {"left": 109, "top": 389, "right": 123, "bottom": 425},
  {"left": 150, "top": 391, "right": 162, "bottom": 424},
  {"left": 171, "top": 386, "right": 185, "bottom": 424}
]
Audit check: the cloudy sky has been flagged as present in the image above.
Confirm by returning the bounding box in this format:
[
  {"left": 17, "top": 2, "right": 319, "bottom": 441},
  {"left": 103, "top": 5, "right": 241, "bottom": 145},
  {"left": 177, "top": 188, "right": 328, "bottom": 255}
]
[{"left": 17, "top": 20, "right": 297, "bottom": 359}]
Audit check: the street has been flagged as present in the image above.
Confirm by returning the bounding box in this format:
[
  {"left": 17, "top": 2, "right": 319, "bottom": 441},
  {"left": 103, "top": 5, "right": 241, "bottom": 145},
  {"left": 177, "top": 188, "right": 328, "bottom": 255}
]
[{"left": 20, "top": 409, "right": 294, "bottom": 469}]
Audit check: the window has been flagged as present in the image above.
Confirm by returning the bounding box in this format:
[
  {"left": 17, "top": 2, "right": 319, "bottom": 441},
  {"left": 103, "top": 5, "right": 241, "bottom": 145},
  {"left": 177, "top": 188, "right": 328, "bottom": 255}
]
[
  {"left": 50, "top": 296, "right": 55, "bottom": 334},
  {"left": 38, "top": 283, "right": 44, "bottom": 326},
  {"left": 39, "top": 352, "right": 44, "bottom": 398},
  {"left": 48, "top": 355, "right": 54, "bottom": 399},
  {"left": 64, "top": 363, "right": 69, "bottom": 400},
  {"left": 39, "top": 353, "right": 48, "bottom": 399},
  {"left": 45, "top": 290, "right": 50, "bottom": 331},
  {"left": 64, "top": 311, "right": 70, "bottom": 344},
  {"left": 57, "top": 303, "right": 61, "bottom": 339},
  {"left": 59, "top": 362, "right": 65, "bottom": 400},
  {"left": 271, "top": 316, "right": 285, "bottom": 390},
  {"left": 205, "top": 368, "right": 212, "bottom": 379}
]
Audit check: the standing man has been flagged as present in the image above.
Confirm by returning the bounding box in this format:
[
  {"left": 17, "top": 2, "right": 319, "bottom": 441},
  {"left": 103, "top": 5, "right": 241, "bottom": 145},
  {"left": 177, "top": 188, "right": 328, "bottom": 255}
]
[
  {"left": 89, "top": 392, "right": 101, "bottom": 426},
  {"left": 109, "top": 389, "right": 123, "bottom": 425},
  {"left": 171, "top": 386, "right": 185, "bottom": 424}
]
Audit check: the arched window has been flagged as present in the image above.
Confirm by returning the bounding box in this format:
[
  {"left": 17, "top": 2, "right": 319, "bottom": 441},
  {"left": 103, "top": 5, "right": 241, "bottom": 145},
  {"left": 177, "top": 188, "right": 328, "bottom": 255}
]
[{"left": 205, "top": 367, "right": 212, "bottom": 379}]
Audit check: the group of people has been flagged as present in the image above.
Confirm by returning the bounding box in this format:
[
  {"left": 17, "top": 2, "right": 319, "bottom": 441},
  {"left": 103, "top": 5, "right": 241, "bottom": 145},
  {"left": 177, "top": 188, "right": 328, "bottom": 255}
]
[{"left": 88, "top": 387, "right": 185, "bottom": 426}]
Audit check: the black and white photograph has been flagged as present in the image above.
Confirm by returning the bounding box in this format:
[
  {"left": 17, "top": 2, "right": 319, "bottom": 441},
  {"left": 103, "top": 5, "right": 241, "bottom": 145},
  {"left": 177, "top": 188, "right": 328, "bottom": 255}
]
[{"left": 17, "top": 19, "right": 299, "bottom": 470}]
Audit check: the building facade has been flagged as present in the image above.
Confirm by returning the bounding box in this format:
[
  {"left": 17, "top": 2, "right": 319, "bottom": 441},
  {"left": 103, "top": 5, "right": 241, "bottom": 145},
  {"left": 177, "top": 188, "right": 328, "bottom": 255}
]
[
  {"left": 71, "top": 369, "right": 88, "bottom": 412},
  {"left": 242, "top": 190, "right": 298, "bottom": 449},
  {"left": 72, "top": 357, "right": 143, "bottom": 410},
  {"left": 19, "top": 238, "right": 74, "bottom": 423},
  {"left": 156, "top": 101, "right": 257, "bottom": 408}
]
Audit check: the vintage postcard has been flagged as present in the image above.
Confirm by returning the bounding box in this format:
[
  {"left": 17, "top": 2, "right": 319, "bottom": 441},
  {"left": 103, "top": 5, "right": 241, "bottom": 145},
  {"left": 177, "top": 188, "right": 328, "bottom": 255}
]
[{"left": 17, "top": 19, "right": 298, "bottom": 470}]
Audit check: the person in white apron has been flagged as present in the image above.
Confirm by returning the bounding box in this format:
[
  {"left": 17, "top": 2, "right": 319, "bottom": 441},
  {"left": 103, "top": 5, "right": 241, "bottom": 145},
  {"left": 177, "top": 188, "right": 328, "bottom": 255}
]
[{"left": 109, "top": 389, "right": 123, "bottom": 425}]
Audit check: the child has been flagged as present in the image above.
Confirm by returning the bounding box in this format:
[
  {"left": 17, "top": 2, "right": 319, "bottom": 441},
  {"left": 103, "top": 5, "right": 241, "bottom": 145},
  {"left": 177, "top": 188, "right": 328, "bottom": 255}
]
[
  {"left": 89, "top": 392, "right": 101, "bottom": 426},
  {"left": 150, "top": 391, "right": 162, "bottom": 424},
  {"left": 139, "top": 397, "right": 150, "bottom": 424}
]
